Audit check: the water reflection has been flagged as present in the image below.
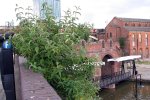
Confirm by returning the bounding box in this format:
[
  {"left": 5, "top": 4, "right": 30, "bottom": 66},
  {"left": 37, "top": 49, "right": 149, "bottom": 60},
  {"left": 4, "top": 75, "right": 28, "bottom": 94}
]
[{"left": 99, "top": 81, "right": 150, "bottom": 100}]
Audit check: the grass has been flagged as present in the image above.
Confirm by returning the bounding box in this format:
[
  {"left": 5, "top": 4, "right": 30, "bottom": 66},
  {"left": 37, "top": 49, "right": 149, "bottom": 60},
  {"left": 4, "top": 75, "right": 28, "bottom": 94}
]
[{"left": 136, "top": 60, "right": 150, "bottom": 65}]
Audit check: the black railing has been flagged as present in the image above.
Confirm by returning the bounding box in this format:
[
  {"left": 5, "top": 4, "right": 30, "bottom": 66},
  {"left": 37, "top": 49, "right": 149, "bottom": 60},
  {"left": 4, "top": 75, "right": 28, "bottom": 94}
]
[{"left": 93, "top": 71, "right": 132, "bottom": 88}]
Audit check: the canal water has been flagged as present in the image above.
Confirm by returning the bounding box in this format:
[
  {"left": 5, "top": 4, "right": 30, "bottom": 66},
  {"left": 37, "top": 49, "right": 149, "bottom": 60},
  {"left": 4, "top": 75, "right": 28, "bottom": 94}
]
[{"left": 99, "top": 81, "right": 150, "bottom": 100}]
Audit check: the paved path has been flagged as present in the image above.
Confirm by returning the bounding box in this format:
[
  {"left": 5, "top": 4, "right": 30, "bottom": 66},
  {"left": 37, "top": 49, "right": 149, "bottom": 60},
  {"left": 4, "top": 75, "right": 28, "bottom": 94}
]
[
  {"left": 0, "top": 55, "right": 62, "bottom": 100},
  {"left": 19, "top": 56, "right": 61, "bottom": 100},
  {"left": 0, "top": 75, "right": 6, "bottom": 100},
  {"left": 136, "top": 64, "right": 150, "bottom": 81}
]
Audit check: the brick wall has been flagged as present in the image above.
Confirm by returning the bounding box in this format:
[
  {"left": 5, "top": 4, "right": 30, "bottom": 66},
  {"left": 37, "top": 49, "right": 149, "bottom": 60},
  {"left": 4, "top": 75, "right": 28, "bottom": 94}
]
[
  {"left": 129, "top": 31, "right": 150, "bottom": 58},
  {"left": 85, "top": 40, "right": 120, "bottom": 78},
  {"left": 17, "top": 56, "right": 62, "bottom": 100},
  {"left": 105, "top": 17, "right": 150, "bottom": 58}
]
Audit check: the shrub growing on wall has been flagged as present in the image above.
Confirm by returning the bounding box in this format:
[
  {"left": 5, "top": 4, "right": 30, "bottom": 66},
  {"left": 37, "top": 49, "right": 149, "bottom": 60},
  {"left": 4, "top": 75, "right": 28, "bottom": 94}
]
[
  {"left": 13, "top": 3, "right": 99, "bottom": 100},
  {"left": 118, "top": 37, "right": 126, "bottom": 56}
]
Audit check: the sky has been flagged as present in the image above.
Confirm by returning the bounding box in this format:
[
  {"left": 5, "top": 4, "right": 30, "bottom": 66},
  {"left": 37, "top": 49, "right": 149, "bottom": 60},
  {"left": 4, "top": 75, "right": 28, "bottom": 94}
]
[{"left": 1, "top": 0, "right": 150, "bottom": 28}]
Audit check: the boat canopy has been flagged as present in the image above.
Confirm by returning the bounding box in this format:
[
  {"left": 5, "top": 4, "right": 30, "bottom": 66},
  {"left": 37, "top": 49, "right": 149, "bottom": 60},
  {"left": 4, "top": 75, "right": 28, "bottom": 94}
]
[{"left": 107, "top": 55, "right": 141, "bottom": 62}]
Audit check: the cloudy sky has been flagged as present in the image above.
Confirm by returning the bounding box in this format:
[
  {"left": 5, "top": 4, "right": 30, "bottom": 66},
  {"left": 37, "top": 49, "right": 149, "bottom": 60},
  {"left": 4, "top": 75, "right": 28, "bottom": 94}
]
[{"left": 1, "top": 0, "right": 150, "bottom": 28}]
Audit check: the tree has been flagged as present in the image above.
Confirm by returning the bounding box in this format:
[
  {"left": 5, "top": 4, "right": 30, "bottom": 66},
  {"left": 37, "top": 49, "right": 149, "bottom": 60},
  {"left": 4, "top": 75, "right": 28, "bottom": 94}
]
[{"left": 13, "top": 3, "right": 99, "bottom": 100}]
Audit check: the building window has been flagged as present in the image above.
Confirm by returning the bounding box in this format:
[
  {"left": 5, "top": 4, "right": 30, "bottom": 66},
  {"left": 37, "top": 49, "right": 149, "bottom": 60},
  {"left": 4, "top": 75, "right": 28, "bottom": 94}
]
[
  {"left": 107, "top": 33, "right": 108, "bottom": 38},
  {"left": 110, "top": 32, "right": 112, "bottom": 38},
  {"left": 132, "top": 23, "right": 135, "bottom": 26},
  {"left": 139, "top": 48, "right": 143, "bottom": 58},
  {"left": 146, "top": 48, "right": 149, "bottom": 58},
  {"left": 138, "top": 23, "right": 141, "bottom": 27},
  {"left": 139, "top": 33, "right": 142, "bottom": 43},
  {"left": 145, "top": 24, "right": 147, "bottom": 27},
  {"left": 125, "top": 23, "right": 128, "bottom": 26},
  {"left": 132, "top": 33, "right": 135, "bottom": 46},
  {"left": 133, "top": 48, "right": 136, "bottom": 55},
  {"left": 110, "top": 40, "right": 112, "bottom": 47},
  {"left": 102, "top": 40, "right": 105, "bottom": 48},
  {"left": 145, "top": 33, "right": 148, "bottom": 46}
]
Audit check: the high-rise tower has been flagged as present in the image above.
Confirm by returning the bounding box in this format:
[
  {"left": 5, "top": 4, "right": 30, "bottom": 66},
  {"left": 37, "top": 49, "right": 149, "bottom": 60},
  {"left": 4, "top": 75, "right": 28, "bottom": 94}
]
[{"left": 33, "top": 0, "right": 61, "bottom": 20}]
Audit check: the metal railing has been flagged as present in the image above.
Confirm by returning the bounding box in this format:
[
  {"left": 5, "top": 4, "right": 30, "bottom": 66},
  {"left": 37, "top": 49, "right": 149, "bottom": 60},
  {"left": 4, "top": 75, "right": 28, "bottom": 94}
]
[{"left": 93, "top": 71, "right": 132, "bottom": 88}]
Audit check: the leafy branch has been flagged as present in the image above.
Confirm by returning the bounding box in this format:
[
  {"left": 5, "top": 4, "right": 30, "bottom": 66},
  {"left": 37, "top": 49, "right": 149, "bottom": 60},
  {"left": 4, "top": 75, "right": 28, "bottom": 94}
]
[{"left": 13, "top": 3, "right": 99, "bottom": 100}]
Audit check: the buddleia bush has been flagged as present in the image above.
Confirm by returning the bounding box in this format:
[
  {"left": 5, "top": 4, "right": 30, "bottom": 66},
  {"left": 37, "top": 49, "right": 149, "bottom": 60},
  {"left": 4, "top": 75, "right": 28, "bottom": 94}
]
[{"left": 13, "top": 3, "right": 99, "bottom": 100}]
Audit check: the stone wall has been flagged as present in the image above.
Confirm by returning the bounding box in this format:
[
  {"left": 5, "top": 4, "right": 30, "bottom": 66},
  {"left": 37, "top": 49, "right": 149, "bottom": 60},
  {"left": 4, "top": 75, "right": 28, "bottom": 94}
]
[{"left": 14, "top": 55, "right": 61, "bottom": 100}]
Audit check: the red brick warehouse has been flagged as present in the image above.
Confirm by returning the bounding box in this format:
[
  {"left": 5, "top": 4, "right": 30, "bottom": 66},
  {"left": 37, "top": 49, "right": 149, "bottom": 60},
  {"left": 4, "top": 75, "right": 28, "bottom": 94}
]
[
  {"left": 106, "top": 17, "right": 150, "bottom": 58},
  {"left": 85, "top": 17, "right": 150, "bottom": 84}
]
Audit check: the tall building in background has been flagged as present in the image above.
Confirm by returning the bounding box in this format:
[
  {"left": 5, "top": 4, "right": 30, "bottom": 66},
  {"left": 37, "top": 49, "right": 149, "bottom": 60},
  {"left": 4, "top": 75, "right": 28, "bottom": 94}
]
[{"left": 33, "top": 0, "right": 61, "bottom": 20}]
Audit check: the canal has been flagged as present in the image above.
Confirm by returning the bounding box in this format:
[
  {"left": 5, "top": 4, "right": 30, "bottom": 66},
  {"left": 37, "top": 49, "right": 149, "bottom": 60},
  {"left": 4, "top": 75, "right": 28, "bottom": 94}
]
[{"left": 99, "top": 81, "right": 150, "bottom": 100}]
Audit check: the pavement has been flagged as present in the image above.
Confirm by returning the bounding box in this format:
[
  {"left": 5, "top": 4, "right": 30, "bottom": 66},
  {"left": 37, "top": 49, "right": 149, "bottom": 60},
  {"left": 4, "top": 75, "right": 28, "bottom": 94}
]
[
  {"left": 0, "top": 55, "right": 62, "bottom": 100},
  {"left": 0, "top": 75, "right": 6, "bottom": 100},
  {"left": 136, "top": 64, "right": 150, "bottom": 81},
  {"left": 17, "top": 56, "right": 62, "bottom": 100}
]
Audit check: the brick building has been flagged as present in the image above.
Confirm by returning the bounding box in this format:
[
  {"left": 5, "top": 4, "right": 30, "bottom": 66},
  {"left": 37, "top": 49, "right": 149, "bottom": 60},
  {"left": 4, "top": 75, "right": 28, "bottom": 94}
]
[
  {"left": 85, "top": 17, "right": 150, "bottom": 88},
  {"left": 85, "top": 28, "right": 121, "bottom": 80},
  {"left": 106, "top": 17, "right": 150, "bottom": 58}
]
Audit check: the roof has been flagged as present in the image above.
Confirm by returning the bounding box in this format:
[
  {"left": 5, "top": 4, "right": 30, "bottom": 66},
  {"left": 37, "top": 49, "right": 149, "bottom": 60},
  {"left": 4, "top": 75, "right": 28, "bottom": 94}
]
[
  {"left": 89, "top": 35, "right": 98, "bottom": 40},
  {"left": 107, "top": 55, "right": 141, "bottom": 62},
  {"left": 117, "top": 17, "right": 150, "bottom": 22},
  {"left": 124, "top": 26, "right": 150, "bottom": 32}
]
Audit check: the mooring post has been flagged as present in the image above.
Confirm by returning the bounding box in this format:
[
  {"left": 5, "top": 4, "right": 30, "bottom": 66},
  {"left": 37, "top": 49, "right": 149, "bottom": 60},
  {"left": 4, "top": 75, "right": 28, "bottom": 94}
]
[
  {"left": 140, "top": 74, "right": 142, "bottom": 86},
  {"left": 135, "top": 75, "right": 138, "bottom": 98},
  {"left": 121, "top": 61, "right": 125, "bottom": 73},
  {"left": 132, "top": 60, "right": 137, "bottom": 76}
]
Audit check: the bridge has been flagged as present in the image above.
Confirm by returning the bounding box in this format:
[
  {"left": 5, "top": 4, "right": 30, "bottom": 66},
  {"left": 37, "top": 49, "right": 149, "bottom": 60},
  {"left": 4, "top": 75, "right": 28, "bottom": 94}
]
[
  {"left": 100, "top": 71, "right": 131, "bottom": 88},
  {"left": 94, "top": 71, "right": 132, "bottom": 88},
  {"left": 85, "top": 41, "right": 121, "bottom": 86},
  {"left": 93, "top": 55, "right": 141, "bottom": 89}
]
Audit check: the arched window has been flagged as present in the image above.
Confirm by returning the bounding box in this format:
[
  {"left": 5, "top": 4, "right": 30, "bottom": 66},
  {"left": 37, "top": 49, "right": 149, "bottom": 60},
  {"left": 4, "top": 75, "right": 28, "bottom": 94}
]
[
  {"left": 132, "top": 33, "right": 135, "bottom": 46},
  {"left": 125, "top": 23, "right": 128, "bottom": 26},
  {"left": 132, "top": 23, "right": 135, "bottom": 26},
  {"left": 110, "top": 32, "right": 112, "bottom": 38},
  {"left": 107, "top": 33, "right": 108, "bottom": 38},
  {"left": 145, "top": 33, "right": 148, "bottom": 46},
  {"left": 146, "top": 48, "right": 149, "bottom": 58},
  {"left": 133, "top": 48, "right": 136, "bottom": 55},
  {"left": 102, "top": 40, "right": 105, "bottom": 48},
  {"left": 139, "top": 33, "right": 142, "bottom": 43},
  {"left": 110, "top": 40, "right": 112, "bottom": 47},
  {"left": 138, "top": 23, "right": 141, "bottom": 27},
  {"left": 139, "top": 48, "right": 143, "bottom": 58}
]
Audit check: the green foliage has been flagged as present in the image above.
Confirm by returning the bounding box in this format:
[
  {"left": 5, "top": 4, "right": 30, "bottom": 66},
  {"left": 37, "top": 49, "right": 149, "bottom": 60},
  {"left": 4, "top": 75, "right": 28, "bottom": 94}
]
[
  {"left": 118, "top": 37, "right": 126, "bottom": 49},
  {"left": 13, "top": 4, "right": 99, "bottom": 100},
  {"left": 137, "top": 60, "right": 150, "bottom": 65},
  {"left": 118, "top": 37, "right": 126, "bottom": 56}
]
